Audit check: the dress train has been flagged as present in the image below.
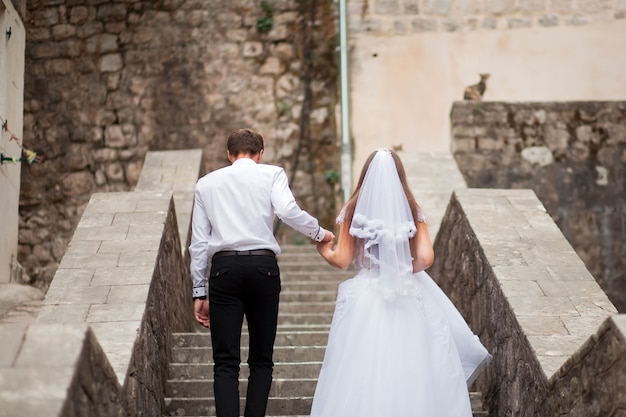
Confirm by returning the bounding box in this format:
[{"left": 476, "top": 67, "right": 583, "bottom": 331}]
[{"left": 310, "top": 270, "right": 491, "bottom": 417}]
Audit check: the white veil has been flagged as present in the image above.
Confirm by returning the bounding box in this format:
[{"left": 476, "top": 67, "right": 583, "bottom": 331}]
[{"left": 349, "top": 149, "right": 417, "bottom": 298}]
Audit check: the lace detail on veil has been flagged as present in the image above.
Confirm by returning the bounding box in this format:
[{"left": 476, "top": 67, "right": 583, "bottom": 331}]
[{"left": 345, "top": 150, "right": 421, "bottom": 301}]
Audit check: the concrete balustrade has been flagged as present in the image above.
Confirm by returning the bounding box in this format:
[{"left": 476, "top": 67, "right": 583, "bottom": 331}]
[
  {"left": 429, "top": 188, "right": 625, "bottom": 417},
  {"left": 0, "top": 150, "right": 200, "bottom": 416}
]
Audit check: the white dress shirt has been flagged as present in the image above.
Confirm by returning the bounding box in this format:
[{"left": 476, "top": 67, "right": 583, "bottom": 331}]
[{"left": 189, "top": 158, "right": 325, "bottom": 298}]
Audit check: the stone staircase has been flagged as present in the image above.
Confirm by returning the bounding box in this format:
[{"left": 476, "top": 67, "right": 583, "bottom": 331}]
[{"left": 164, "top": 244, "right": 488, "bottom": 416}]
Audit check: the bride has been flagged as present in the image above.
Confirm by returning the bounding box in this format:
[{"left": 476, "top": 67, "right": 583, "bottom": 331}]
[{"left": 310, "top": 149, "right": 491, "bottom": 416}]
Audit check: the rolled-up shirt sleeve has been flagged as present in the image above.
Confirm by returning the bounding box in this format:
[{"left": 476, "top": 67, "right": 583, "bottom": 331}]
[
  {"left": 189, "top": 189, "right": 211, "bottom": 298},
  {"left": 271, "top": 169, "right": 325, "bottom": 242}
]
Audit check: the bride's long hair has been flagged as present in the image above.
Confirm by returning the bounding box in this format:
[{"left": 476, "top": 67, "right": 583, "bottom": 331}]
[{"left": 342, "top": 150, "right": 420, "bottom": 229}]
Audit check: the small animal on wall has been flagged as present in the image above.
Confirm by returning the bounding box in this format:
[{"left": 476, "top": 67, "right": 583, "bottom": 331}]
[{"left": 463, "top": 73, "right": 490, "bottom": 101}]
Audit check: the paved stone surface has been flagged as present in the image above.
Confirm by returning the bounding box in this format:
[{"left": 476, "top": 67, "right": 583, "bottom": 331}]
[{"left": 134, "top": 149, "right": 203, "bottom": 250}]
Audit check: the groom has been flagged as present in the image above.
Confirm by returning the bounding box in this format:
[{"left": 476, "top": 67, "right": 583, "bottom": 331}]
[{"left": 189, "top": 128, "right": 334, "bottom": 417}]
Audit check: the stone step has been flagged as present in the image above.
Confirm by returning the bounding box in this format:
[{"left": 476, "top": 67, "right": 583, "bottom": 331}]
[
  {"left": 171, "top": 346, "right": 326, "bottom": 364},
  {"left": 275, "top": 313, "right": 334, "bottom": 326},
  {"left": 166, "top": 242, "right": 489, "bottom": 417},
  {"left": 279, "top": 271, "right": 353, "bottom": 281},
  {"left": 168, "top": 362, "right": 323, "bottom": 380},
  {"left": 164, "top": 396, "right": 313, "bottom": 416},
  {"left": 274, "top": 324, "right": 330, "bottom": 332},
  {"left": 167, "top": 378, "right": 318, "bottom": 398},
  {"left": 280, "top": 281, "right": 341, "bottom": 292},
  {"left": 172, "top": 331, "right": 329, "bottom": 348},
  {"left": 276, "top": 261, "right": 339, "bottom": 272},
  {"left": 277, "top": 253, "right": 329, "bottom": 263},
  {"left": 278, "top": 302, "right": 336, "bottom": 314},
  {"left": 166, "top": 379, "right": 489, "bottom": 404},
  {"left": 279, "top": 244, "right": 320, "bottom": 253},
  {"left": 164, "top": 393, "right": 488, "bottom": 416},
  {"left": 280, "top": 291, "right": 338, "bottom": 303}
]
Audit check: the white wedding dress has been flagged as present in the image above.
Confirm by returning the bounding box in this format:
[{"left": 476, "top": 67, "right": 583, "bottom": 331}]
[{"left": 310, "top": 151, "right": 491, "bottom": 417}]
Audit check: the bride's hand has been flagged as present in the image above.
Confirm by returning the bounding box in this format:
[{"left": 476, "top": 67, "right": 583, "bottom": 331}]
[{"left": 317, "top": 239, "right": 333, "bottom": 257}]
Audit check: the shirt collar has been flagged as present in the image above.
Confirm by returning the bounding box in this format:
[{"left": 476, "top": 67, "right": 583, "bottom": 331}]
[{"left": 232, "top": 158, "right": 257, "bottom": 166}]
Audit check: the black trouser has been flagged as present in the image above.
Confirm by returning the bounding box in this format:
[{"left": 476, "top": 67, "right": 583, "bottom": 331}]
[{"left": 209, "top": 253, "right": 281, "bottom": 417}]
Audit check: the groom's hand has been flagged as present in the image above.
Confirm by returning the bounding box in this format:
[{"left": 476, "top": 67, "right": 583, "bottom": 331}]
[
  {"left": 321, "top": 229, "right": 335, "bottom": 243},
  {"left": 194, "top": 299, "right": 210, "bottom": 328}
]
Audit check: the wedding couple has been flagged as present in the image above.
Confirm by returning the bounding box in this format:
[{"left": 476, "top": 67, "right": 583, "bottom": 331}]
[{"left": 189, "top": 128, "right": 491, "bottom": 417}]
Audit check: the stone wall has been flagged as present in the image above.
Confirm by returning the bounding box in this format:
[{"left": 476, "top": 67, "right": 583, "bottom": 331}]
[
  {"left": 429, "top": 189, "right": 624, "bottom": 417},
  {"left": 450, "top": 101, "right": 626, "bottom": 312},
  {"left": 348, "top": 0, "right": 626, "bottom": 35},
  {"left": 19, "top": 0, "right": 340, "bottom": 291},
  {"left": 346, "top": 0, "right": 626, "bottom": 175}
]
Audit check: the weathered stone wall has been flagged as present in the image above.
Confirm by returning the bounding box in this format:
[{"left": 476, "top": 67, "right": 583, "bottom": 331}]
[
  {"left": 451, "top": 101, "right": 626, "bottom": 312},
  {"left": 346, "top": 0, "right": 626, "bottom": 175},
  {"left": 429, "top": 189, "right": 624, "bottom": 417},
  {"left": 20, "top": 0, "right": 339, "bottom": 291},
  {"left": 124, "top": 195, "right": 195, "bottom": 416},
  {"left": 348, "top": 0, "right": 626, "bottom": 35}
]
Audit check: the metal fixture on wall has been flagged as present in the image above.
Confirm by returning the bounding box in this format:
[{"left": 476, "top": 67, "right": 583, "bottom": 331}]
[{"left": 338, "top": 0, "right": 351, "bottom": 202}]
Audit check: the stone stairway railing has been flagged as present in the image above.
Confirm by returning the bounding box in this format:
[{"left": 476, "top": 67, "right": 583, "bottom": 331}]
[
  {"left": 0, "top": 150, "right": 202, "bottom": 416},
  {"left": 163, "top": 244, "right": 489, "bottom": 417},
  {"left": 400, "top": 152, "right": 625, "bottom": 416},
  {"left": 2, "top": 148, "right": 624, "bottom": 416}
]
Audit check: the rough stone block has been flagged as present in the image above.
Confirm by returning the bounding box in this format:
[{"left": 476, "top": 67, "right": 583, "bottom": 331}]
[
  {"left": 100, "top": 53, "right": 123, "bottom": 72},
  {"left": 374, "top": 0, "right": 401, "bottom": 14},
  {"left": 443, "top": 18, "right": 463, "bottom": 31},
  {"left": 36, "top": 304, "right": 90, "bottom": 324},
  {"left": 538, "top": 14, "right": 559, "bottom": 26},
  {"left": 411, "top": 17, "right": 437, "bottom": 32},
  {"left": 87, "top": 303, "right": 146, "bottom": 323},
  {"left": 422, "top": 0, "right": 450, "bottom": 15},
  {"left": 404, "top": 0, "right": 419, "bottom": 14},
  {"left": 51, "top": 24, "right": 76, "bottom": 40},
  {"left": 485, "top": 0, "right": 516, "bottom": 15},
  {"left": 106, "top": 285, "right": 150, "bottom": 304},
  {"left": 91, "top": 265, "right": 154, "bottom": 286},
  {"left": 508, "top": 17, "right": 533, "bottom": 28},
  {"left": 521, "top": 0, "right": 546, "bottom": 12},
  {"left": 481, "top": 17, "right": 498, "bottom": 29},
  {"left": 44, "top": 285, "right": 110, "bottom": 305},
  {"left": 456, "top": 0, "right": 483, "bottom": 15}
]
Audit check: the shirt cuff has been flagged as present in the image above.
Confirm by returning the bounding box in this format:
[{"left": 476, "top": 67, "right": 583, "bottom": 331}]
[
  {"left": 313, "top": 226, "right": 325, "bottom": 242},
  {"left": 193, "top": 286, "right": 206, "bottom": 298}
]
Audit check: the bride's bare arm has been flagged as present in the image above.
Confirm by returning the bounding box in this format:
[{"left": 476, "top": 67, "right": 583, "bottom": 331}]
[
  {"left": 411, "top": 222, "right": 434, "bottom": 272},
  {"left": 317, "top": 221, "right": 354, "bottom": 269}
]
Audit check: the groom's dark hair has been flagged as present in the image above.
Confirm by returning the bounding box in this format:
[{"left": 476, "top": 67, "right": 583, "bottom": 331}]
[{"left": 227, "top": 128, "right": 264, "bottom": 157}]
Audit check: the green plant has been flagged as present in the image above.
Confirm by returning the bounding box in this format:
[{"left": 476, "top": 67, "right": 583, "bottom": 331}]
[
  {"left": 278, "top": 101, "right": 291, "bottom": 115},
  {"left": 325, "top": 169, "right": 339, "bottom": 185},
  {"left": 256, "top": 1, "right": 273, "bottom": 33}
]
